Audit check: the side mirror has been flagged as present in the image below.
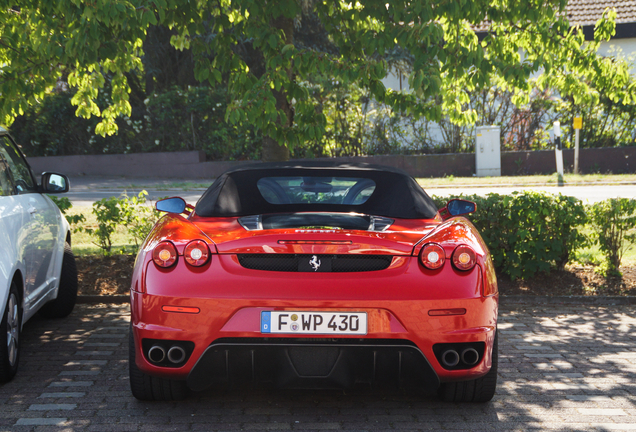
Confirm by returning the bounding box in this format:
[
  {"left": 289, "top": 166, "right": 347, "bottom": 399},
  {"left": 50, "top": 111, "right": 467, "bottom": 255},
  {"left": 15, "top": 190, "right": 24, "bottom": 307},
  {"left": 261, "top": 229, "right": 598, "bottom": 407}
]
[
  {"left": 156, "top": 197, "right": 187, "bottom": 214},
  {"left": 41, "top": 172, "right": 69, "bottom": 193},
  {"left": 439, "top": 199, "right": 476, "bottom": 220}
]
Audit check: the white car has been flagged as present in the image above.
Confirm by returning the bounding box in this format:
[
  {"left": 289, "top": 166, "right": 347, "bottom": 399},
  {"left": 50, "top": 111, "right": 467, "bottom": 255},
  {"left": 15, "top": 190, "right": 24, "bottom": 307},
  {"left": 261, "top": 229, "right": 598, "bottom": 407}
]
[{"left": 0, "top": 127, "right": 77, "bottom": 383}]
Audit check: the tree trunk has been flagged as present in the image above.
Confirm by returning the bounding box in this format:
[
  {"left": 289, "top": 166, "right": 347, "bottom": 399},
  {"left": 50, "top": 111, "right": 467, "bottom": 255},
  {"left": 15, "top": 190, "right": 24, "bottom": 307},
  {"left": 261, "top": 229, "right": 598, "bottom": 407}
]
[{"left": 262, "top": 136, "right": 290, "bottom": 161}]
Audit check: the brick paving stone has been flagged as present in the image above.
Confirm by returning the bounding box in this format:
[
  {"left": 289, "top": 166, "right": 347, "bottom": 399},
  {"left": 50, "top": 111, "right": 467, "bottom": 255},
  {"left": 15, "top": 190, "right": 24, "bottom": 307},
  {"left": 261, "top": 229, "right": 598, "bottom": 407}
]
[
  {"left": 48, "top": 381, "right": 94, "bottom": 387},
  {"left": 14, "top": 418, "right": 68, "bottom": 426},
  {"left": 243, "top": 423, "right": 291, "bottom": 430},
  {"left": 64, "top": 360, "right": 108, "bottom": 366},
  {"left": 74, "top": 351, "right": 114, "bottom": 356},
  {"left": 38, "top": 392, "right": 85, "bottom": 398},
  {"left": 3, "top": 303, "right": 636, "bottom": 431},
  {"left": 27, "top": 404, "right": 77, "bottom": 410}
]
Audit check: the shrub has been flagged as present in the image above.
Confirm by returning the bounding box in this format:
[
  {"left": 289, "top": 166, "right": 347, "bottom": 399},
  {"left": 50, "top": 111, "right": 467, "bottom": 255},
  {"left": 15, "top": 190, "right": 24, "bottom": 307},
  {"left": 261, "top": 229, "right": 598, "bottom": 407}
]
[
  {"left": 11, "top": 86, "right": 262, "bottom": 160},
  {"left": 82, "top": 190, "right": 161, "bottom": 255},
  {"left": 84, "top": 197, "right": 126, "bottom": 254},
  {"left": 433, "top": 191, "right": 587, "bottom": 280},
  {"left": 47, "top": 195, "right": 87, "bottom": 230},
  {"left": 144, "top": 86, "right": 261, "bottom": 160},
  {"left": 587, "top": 198, "right": 636, "bottom": 275},
  {"left": 118, "top": 191, "right": 162, "bottom": 249}
]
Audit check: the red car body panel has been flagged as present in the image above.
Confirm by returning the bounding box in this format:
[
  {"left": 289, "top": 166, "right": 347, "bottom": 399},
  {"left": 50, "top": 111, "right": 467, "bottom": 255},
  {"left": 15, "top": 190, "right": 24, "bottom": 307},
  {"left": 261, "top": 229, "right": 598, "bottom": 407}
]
[
  {"left": 129, "top": 163, "right": 498, "bottom": 398},
  {"left": 130, "top": 214, "right": 498, "bottom": 382}
]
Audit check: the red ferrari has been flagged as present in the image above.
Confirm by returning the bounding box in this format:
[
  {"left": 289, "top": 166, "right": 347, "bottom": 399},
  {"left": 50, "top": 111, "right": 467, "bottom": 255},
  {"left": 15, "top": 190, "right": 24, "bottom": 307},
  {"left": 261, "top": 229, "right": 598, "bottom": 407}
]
[{"left": 129, "top": 162, "right": 498, "bottom": 402}]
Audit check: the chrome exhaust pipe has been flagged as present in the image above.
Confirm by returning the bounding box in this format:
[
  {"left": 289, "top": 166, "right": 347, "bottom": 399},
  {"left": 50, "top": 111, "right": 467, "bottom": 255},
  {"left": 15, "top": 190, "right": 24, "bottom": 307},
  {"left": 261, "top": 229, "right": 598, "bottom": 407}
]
[
  {"left": 461, "top": 348, "right": 480, "bottom": 366},
  {"left": 148, "top": 345, "right": 166, "bottom": 363},
  {"left": 441, "top": 350, "right": 460, "bottom": 368},
  {"left": 167, "top": 346, "right": 186, "bottom": 364}
]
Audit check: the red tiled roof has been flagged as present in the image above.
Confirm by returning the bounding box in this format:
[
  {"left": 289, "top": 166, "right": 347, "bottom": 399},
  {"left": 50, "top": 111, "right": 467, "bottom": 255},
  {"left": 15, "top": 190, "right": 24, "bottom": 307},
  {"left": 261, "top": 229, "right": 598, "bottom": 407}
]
[
  {"left": 567, "top": 0, "right": 636, "bottom": 26},
  {"left": 473, "top": 0, "right": 636, "bottom": 33}
]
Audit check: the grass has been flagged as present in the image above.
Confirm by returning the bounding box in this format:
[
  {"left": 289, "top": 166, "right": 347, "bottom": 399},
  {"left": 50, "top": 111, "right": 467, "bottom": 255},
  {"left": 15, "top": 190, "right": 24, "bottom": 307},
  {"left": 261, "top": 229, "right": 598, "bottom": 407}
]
[
  {"left": 573, "top": 229, "right": 636, "bottom": 269},
  {"left": 68, "top": 206, "right": 145, "bottom": 256},
  {"left": 122, "top": 182, "right": 210, "bottom": 190},
  {"left": 416, "top": 173, "right": 636, "bottom": 188}
]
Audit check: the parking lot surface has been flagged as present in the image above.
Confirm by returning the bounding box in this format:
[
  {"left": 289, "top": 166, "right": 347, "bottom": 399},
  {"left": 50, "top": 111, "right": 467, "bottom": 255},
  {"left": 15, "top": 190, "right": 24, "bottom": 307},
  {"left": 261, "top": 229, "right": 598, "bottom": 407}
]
[{"left": 1, "top": 301, "right": 635, "bottom": 431}]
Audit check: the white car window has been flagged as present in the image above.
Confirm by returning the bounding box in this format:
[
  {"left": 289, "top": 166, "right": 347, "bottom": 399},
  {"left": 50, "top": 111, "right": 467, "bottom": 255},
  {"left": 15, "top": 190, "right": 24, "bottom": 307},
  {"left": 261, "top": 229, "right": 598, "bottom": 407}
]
[{"left": 0, "top": 137, "right": 37, "bottom": 194}]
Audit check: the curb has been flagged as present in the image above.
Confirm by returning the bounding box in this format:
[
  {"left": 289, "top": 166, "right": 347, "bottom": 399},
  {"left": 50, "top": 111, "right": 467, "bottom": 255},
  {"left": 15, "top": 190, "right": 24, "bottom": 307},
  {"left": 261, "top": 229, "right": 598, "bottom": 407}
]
[
  {"left": 423, "top": 181, "right": 636, "bottom": 189},
  {"left": 76, "top": 294, "right": 636, "bottom": 306},
  {"left": 77, "top": 295, "right": 130, "bottom": 304},
  {"left": 501, "top": 295, "right": 636, "bottom": 306}
]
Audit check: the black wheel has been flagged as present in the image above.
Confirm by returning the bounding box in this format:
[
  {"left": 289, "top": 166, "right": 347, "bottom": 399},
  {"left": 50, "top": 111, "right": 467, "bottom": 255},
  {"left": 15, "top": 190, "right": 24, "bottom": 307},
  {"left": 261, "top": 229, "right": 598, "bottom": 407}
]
[
  {"left": 38, "top": 242, "right": 77, "bottom": 319},
  {"left": 438, "top": 331, "right": 498, "bottom": 403},
  {"left": 0, "top": 282, "right": 21, "bottom": 383},
  {"left": 129, "top": 326, "right": 188, "bottom": 401}
]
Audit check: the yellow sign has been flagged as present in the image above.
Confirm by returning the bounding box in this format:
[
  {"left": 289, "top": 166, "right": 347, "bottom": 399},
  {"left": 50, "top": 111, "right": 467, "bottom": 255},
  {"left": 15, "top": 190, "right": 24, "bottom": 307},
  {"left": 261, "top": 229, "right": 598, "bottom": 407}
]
[{"left": 573, "top": 117, "right": 582, "bottom": 129}]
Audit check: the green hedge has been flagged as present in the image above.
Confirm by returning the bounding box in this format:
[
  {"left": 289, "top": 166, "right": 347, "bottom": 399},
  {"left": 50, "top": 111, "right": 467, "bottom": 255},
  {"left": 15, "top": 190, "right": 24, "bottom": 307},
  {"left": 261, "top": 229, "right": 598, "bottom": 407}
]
[
  {"left": 10, "top": 86, "right": 262, "bottom": 160},
  {"left": 433, "top": 191, "right": 587, "bottom": 280}
]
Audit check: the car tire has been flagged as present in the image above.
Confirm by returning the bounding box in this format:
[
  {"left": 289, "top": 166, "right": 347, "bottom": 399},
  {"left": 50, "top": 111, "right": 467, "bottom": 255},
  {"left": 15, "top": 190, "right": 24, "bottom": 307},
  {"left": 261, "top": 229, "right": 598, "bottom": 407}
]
[
  {"left": 0, "top": 282, "right": 21, "bottom": 383},
  {"left": 438, "top": 331, "right": 498, "bottom": 403},
  {"left": 129, "top": 326, "right": 188, "bottom": 401},
  {"left": 38, "top": 242, "right": 77, "bottom": 319}
]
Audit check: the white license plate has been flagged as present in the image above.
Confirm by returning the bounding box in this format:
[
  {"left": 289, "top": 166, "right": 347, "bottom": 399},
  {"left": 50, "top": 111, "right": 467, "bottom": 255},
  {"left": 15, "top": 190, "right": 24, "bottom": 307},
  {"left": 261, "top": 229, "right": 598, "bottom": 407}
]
[{"left": 261, "top": 311, "right": 367, "bottom": 335}]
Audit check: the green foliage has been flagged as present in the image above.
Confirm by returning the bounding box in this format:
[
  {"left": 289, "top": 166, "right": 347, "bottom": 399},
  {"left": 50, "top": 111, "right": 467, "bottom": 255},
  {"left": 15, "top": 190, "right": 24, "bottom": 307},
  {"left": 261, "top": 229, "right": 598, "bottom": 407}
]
[
  {"left": 434, "top": 191, "right": 587, "bottom": 280},
  {"left": 83, "top": 190, "right": 160, "bottom": 255},
  {"left": 144, "top": 86, "right": 261, "bottom": 160},
  {"left": 84, "top": 197, "right": 125, "bottom": 255},
  {"left": 2, "top": 1, "right": 635, "bottom": 161},
  {"left": 295, "top": 76, "right": 368, "bottom": 157},
  {"left": 47, "top": 195, "right": 72, "bottom": 213},
  {"left": 118, "top": 191, "right": 162, "bottom": 249},
  {"left": 12, "top": 86, "right": 262, "bottom": 160},
  {"left": 47, "top": 195, "right": 86, "bottom": 228},
  {"left": 587, "top": 198, "right": 636, "bottom": 275}
]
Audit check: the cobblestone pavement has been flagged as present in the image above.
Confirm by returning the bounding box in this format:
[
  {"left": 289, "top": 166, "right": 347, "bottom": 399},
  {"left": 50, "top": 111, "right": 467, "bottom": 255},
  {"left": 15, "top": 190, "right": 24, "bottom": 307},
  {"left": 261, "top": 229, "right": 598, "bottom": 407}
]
[{"left": 1, "top": 302, "right": 636, "bottom": 431}]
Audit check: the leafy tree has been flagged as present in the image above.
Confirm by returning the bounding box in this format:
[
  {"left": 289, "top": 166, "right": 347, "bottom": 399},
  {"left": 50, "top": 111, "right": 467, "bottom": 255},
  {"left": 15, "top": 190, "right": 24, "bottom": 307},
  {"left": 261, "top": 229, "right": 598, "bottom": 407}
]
[{"left": 1, "top": 1, "right": 634, "bottom": 161}]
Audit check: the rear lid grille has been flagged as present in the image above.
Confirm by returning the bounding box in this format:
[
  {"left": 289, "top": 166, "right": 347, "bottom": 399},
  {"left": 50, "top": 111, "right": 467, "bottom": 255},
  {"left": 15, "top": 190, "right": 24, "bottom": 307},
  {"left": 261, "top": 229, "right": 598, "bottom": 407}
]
[{"left": 237, "top": 254, "right": 393, "bottom": 272}]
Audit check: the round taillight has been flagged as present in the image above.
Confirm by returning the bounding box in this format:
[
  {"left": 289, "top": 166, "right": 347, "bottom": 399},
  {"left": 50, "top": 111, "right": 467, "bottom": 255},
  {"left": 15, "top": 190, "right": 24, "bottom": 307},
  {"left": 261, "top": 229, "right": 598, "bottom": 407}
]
[
  {"left": 452, "top": 245, "right": 476, "bottom": 271},
  {"left": 419, "top": 243, "right": 446, "bottom": 270},
  {"left": 184, "top": 240, "right": 210, "bottom": 266},
  {"left": 153, "top": 241, "right": 178, "bottom": 268}
]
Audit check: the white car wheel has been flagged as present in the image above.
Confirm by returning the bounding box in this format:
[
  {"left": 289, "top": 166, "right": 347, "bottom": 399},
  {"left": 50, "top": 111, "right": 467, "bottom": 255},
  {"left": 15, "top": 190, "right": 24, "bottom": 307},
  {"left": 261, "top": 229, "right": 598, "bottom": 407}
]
[{"left": 6, "top": 292, "right": 18, "bottom": 366}]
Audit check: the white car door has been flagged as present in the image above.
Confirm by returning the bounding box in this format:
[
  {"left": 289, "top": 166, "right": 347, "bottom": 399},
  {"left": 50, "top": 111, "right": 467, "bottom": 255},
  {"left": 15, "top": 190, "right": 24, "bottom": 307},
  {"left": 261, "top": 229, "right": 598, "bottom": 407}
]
[
  {"left": 0, "top": 137, "right": 58, "bottom": 311},
  {"left": 0, "top": 154, "right": 26, "bottom": 316}
]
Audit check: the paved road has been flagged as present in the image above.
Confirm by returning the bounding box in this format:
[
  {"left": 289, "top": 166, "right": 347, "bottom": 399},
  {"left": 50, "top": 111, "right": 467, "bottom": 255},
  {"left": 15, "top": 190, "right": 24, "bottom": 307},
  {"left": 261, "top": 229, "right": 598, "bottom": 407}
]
[
  {"left": 65, "top": 176, "right": 206, "bottom": 207},
  {"left": 64, "top": 176, "right": 636, "bottom": 207},
  {"left": 1, "top": 301, "right": 636, "bottom": 431}
]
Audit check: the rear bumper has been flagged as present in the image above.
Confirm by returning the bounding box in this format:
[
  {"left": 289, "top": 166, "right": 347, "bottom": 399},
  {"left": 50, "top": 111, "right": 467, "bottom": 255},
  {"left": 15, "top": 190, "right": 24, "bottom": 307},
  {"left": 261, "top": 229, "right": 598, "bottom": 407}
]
[
  {"left": 186, "top": 339, "right": 440, "bottom": 392},
  {"left": 130, "top": 255, "right": 498, "bottom": 389}
]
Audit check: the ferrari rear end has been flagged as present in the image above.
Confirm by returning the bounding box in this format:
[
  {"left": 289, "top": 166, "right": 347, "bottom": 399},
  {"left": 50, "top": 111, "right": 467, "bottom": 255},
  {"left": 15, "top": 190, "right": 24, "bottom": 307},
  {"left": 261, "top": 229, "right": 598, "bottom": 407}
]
[{"left": 129, "top": 162, "right": 498, "bottom": 402}]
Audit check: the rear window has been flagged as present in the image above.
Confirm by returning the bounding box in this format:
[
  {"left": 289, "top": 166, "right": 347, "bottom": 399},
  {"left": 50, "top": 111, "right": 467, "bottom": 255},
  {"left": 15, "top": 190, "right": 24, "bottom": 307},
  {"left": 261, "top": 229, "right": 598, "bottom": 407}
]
[{"left": 257, "top": 176, "right": 376, "bottom": 205}]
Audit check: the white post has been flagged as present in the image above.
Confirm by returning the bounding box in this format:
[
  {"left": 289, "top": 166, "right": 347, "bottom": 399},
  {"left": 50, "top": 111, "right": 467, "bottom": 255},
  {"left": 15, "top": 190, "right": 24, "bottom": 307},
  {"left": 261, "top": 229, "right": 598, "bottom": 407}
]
[
  {"left": 574, "top": 128, "right": 580, "bottom": 174},
  {"left": 554, "top": 121, "right": 564, "bottom": 184}
]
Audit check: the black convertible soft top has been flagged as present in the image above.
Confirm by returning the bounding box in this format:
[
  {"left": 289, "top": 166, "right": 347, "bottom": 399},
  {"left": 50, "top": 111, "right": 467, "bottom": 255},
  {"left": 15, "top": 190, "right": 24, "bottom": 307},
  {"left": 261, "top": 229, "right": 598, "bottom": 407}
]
[{"left": 194, "top": 161, "right": 439, "bottom": 219}]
